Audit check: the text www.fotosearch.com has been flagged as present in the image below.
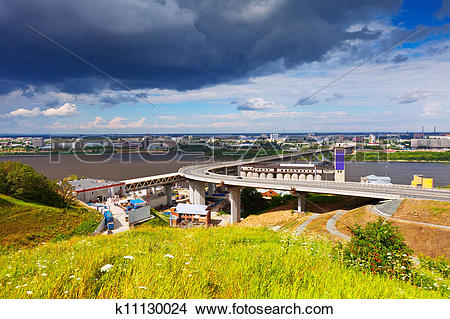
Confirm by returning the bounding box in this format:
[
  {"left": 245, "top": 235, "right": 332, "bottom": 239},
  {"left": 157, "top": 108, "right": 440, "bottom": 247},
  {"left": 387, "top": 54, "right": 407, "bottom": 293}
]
[
  {"left": 114, "top": 302, "right": 333, "bottom": 316},
  {"left": 196, "top": 303, "right": 333, "bottom": 315}
]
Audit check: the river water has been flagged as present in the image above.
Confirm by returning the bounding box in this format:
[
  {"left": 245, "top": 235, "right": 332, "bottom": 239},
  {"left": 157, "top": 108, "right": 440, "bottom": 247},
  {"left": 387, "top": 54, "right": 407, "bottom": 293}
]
[{"left": 1, "top": 154, "right": 449, "bottom": 186}]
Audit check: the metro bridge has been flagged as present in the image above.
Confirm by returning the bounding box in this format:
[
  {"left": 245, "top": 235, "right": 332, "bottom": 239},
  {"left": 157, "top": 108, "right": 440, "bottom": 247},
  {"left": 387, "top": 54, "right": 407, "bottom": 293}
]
[{"left": 122, "top": 148, "right": 450, "bottom": 224}]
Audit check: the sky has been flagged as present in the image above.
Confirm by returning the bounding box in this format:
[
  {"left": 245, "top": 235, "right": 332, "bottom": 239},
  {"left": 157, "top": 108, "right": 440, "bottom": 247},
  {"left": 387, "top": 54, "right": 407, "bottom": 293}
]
[{"left": 0, "top": 0, "right": 449, "bottom": 134}]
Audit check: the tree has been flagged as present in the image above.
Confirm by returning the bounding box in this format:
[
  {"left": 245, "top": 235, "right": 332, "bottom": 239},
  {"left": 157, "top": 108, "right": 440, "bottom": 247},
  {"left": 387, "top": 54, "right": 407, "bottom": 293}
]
[
  {"left": 240, "top": 187, "right": 267, "bottom": 216},
  {"left": 58, "top": 178, "right": 76, "bottom": 206},
  {"left": 0, "top": 161, "right": 69, "bottom": 207}
]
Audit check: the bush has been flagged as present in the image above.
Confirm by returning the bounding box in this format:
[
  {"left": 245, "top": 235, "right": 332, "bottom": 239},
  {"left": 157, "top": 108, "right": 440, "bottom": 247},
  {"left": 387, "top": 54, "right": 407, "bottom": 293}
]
[
  {"left": 418, "top": 255, "right": 449, "bottom": 278},
  {"left": 240, "top": 187, "right": 267, "bottom": 216},
  {"left": 341, "top": 218, "right": 414, "bottom": 280},
  {"left": 268, "top": 194, "right": 295, "bottom": 208},
  {"left": 0, "top": 161, "right": 71, "bottom": 208}
]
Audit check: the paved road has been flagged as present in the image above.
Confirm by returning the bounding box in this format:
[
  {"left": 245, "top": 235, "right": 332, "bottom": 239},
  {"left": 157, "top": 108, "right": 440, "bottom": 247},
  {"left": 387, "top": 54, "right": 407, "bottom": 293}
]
[
  {"left": 326, "top": 211, "right": 351, "bottom": 240},
  {"left": 179, "top": 163, "right": 450, "bottom": 202},
  {"left": 293, "top": 214, "right": 320, "bottom": 235},
  {"left": 104, "top": 199, "right": 130, "bottom": 234},
  {"left": 370, "top": 205, "right": 450, "bottom": 231}
]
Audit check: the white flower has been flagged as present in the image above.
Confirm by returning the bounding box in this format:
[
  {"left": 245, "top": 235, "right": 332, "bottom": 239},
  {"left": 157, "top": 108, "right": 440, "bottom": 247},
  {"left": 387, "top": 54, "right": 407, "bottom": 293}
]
[
  {"left": 15, "top": 285, "right": 21, "bottom": 289},
  {"left": 76, "top": 278, "right": 81, "bottom": 280},
  {"left": 400, "top": 266, "right": 406, "bottom": 269},
  {"left": 164, "top": 254, "right": 174, "bottom": 259},
  {"left": 386, "top": 253, "right": 391, "bottom": 255},
  {"left": 185, "top": 262, "right": 190, "bottom": 265},
  {"left": 100, "top": 264, "right": 114, "bottom": 272},
  {"left": 26, "top": 291, "right": 33, "bottom": 295},
  {"left": 6, "top": 274, "right": 10, "bottom": 277},
  {"left": 69, "top": 275, "right": 75, "bottom": 279},
  {"left": 124, "top": 256, "right": 135, "bottom": 260},
  {"left": 138, "top": 286, "right": 147, "bottom": 290},
  {"left": 64, "top": 291, "right": 69, "bottom": 294},
  {"left": 41, "top": 273, "right": 47, "bottom": 276}
]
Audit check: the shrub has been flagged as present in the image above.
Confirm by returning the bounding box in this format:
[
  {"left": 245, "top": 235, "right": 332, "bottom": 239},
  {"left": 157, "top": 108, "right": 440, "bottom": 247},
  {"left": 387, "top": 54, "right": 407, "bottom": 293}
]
[
  {"left": 341, "top": 218, "right": 414, "bottom": 280},
  {"left": 418, "top": 255, "right": 450, "bottom": 278},
  {"left": 268, "top": 193, "right": 295, "bottom": 208},
  {"left": 0, "top": 161, "right": 71, "bottom": 208},
  {"left": 240, "top": 187, "right": 267, "bottom": 216}
]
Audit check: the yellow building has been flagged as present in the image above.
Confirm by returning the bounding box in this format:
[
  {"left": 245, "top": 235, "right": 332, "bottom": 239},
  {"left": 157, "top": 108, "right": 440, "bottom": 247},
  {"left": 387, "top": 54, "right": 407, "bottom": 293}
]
[{"left": 411, "top": 175, "right": 433, "bottom": 189}]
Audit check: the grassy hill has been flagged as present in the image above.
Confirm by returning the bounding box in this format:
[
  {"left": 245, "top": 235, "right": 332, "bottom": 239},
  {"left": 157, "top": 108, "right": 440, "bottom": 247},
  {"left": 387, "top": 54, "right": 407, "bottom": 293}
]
[
  {"left": 0, "top": 194, "right": 101, "bottom": 250},
  {"left": 0, "top": 225, "right": 446, "bottom": 299}
]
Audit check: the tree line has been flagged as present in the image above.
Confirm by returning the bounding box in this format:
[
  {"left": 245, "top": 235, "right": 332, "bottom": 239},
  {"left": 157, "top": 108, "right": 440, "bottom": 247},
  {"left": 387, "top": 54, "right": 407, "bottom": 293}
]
[{"left": 0, "top": 161, "right": 75, "bottom": 208}]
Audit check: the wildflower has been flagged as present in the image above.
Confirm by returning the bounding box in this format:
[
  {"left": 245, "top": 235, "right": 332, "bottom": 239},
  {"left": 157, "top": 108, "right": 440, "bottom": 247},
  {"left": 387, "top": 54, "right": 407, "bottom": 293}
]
[
  {"left": 124, "top": 256, "right": 134, "bottom": 260},
  {"left": 164, "top": 254, "right": 174, "bottom": 259},
  {"left": 76, "top": 278, "right": 81, "bottom": 280},
  {"left": 41, "top": 273, "right": 47, "bottom": 276},
  {"left": 26, "top": 291, "right": 33, "bottom": 295},
  {"left": 64, "top": 291, "right": 69, "bottom": 294},
  {"left": 185, "top": 262, "right": 190, "bottom": 265},
  {"left": 138, "top": 286, "right": 147, "bottom": 290},
  {"left": 100, "top": 264, "right": 113, "bottom": 272},
  {"left": 15, "top": 285, "right": 21, "bottom": 289},
  {"left": 69, "top": 275, "right": 75, "bottom": 279}
]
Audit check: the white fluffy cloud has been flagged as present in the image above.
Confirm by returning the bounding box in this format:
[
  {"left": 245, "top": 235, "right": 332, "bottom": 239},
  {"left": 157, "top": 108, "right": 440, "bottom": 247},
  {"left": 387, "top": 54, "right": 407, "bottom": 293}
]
[
  {"left": 42, "top": 103, "right": 77, "bottom": 116},
  {"left": 7, "top": 103, "right": 77, "bottom": 117},
  {"left": 7, "top": 107, "right": 41, "bottom": 117},
  {"left": 237, "top": 98, "right": 286, "bottom": 110},
  {"left": 79, "top": 116, "right": 147, "bottom": 129}
]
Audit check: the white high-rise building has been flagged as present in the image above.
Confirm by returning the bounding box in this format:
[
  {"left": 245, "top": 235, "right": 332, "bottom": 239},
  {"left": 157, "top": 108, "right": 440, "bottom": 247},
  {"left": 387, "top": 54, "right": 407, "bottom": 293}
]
[
  {"left": 269, "top": 133, "right": 279, "bottom": 141},
  {"left": 32, "top": 137, "right": 45, "bottom": 148}
]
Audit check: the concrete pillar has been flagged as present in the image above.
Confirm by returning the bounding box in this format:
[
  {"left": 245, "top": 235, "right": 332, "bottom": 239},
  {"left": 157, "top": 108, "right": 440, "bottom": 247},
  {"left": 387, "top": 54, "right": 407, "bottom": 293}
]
[
  {"left": 297, "top": 193, "right": 306, "bottom": 213},
  {"left": 229, "top": 187, "right": 241, "bottom": 224},
  {"left": 164, "top": 184, "right": 172, "bottom": 206},
  {"left": 189, "top": 183, "right": 195, "bottom": 202},
  {"left": 208, "top": 183, "right": 216, "bottom": 196},
  {"left": 151, "top": 186, "right": 157, "bottom": 194},
  {"left": 188, "top": 180, "right": 205, "bottom": 205}
]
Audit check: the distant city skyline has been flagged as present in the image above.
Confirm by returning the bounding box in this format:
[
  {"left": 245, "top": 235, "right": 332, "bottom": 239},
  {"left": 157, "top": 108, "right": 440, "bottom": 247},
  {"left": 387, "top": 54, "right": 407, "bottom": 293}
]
[{"left": 1, "top": 0, "right": 449, "bottom": 134}]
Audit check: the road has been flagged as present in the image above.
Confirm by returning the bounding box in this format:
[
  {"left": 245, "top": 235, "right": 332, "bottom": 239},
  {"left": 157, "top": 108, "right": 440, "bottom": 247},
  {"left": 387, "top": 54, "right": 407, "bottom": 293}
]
[{"left": 179, "top": 162, "right": 450, "bottom": 202}]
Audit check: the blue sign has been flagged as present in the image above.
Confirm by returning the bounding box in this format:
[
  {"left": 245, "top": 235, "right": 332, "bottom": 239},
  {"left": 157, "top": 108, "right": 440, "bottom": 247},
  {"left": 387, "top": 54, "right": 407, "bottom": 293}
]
[{"left": 335, "top": 149, "right": 345, "bottom": 170}]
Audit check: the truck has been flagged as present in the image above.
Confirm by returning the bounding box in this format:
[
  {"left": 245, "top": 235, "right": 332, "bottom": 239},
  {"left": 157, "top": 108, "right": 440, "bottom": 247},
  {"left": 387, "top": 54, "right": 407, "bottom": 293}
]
[{"left": 103, "top": 211, "right": 114, "bottom": 231}]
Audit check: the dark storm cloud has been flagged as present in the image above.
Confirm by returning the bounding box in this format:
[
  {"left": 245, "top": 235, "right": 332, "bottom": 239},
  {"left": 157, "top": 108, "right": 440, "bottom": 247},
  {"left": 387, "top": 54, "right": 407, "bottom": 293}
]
[
  {"left": 392, "top": 54, "right": 408, "bottom": 63},
  {"left": 99, "top": 95, "right": 138, "bottom": 105},
  {"left": 0, "top": 0, "right": 402, "bottom": 94},
  {"left": 436, "top": 0, "right": 450, "bottom": 19}
]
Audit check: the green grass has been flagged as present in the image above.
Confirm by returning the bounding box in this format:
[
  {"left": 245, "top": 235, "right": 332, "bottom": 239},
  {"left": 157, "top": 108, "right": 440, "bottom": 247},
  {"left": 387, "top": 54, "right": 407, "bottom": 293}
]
[
  {"left": 430, "top": 206, "right": 448, "bottom": 216},
  {"left": 306, "top": 193, "right": 345, "bottom": 205},
  {"left": 0, "top": 194, "right": 102, "bottom": 250},
  {"left": 347, "top": 150, "right": 450, "bottom": 162},
  {"left": 139, "top": 209, "right": 170, "bottom": 227},
  {"left": 0, "top": 226, "right": 445, "bottom": 299}
]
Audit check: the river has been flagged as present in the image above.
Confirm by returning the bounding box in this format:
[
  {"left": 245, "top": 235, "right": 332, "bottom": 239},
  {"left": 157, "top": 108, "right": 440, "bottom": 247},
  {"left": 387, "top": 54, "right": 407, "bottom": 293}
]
[{"left": 1, "top": 154, "right": 449, "bottom": 186}]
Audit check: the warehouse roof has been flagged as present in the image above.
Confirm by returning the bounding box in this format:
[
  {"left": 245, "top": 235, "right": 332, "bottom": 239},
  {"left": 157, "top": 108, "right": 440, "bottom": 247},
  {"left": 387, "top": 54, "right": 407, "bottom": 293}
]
[
  {"left": 68, "top": 178, "right": 125, "bottom": 192},
  {"left": 175, "top": 203, "right": 209, "bottom": 215}
]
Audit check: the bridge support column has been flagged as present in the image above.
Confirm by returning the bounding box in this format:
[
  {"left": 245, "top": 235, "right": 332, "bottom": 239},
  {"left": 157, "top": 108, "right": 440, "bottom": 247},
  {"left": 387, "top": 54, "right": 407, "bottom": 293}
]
[
  {"left": 229, "top": 187, "right": 241, "bottom": 224},
  {"left": 188, "top": 180, "right": 205, "bottom": 205},
  {"left": 208, "top": 183, "right": 216, "bottom": 196},
  {"left": 164, "top": 185, "right": 172, "bottom": 206},
  {"left": 297, "top": 192, "right": 306, "bottom": 213}
]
